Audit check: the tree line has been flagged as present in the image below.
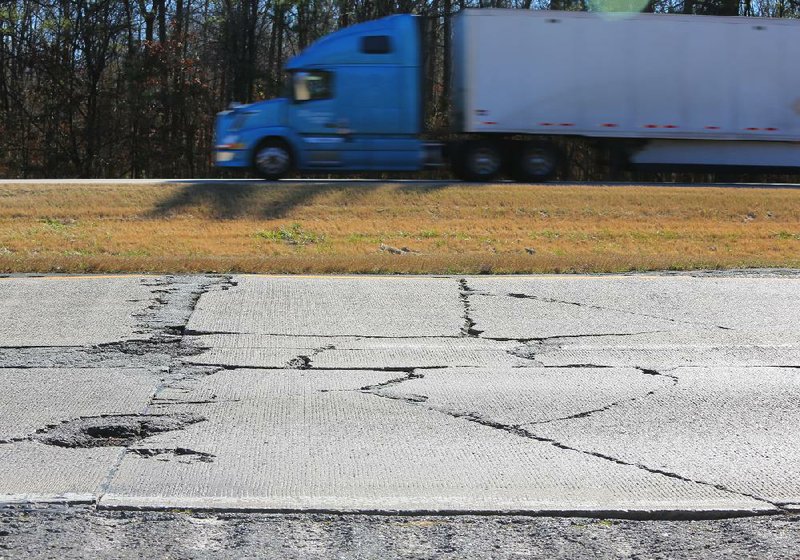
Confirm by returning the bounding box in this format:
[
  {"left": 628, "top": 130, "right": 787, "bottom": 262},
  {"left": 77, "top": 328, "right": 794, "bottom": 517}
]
[{"left": 1, "top": 0, "right": 797, "bottom": 179}]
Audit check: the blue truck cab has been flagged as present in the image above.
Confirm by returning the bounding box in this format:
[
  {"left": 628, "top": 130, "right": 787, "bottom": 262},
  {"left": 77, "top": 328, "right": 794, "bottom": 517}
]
[{"left": 213, "top": 14, "right": 426, "bottom": 179}]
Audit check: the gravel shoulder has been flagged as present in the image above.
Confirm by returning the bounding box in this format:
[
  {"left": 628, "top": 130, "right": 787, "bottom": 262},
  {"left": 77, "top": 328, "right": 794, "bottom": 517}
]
[{"left": 2, "top": 506, "right": 799, "bottom": 560}]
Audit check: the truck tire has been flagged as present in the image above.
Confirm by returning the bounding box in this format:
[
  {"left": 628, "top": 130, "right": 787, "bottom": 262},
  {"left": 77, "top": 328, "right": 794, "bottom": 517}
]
[
  {"left": 513, "top": 142, "right": 558, "bottom": 183},
  {"left": 459, "top": 140, "right": 504, "bottom": 182},
  {"left": 252, "top": 139, "right": 293, "bottom": 181}
]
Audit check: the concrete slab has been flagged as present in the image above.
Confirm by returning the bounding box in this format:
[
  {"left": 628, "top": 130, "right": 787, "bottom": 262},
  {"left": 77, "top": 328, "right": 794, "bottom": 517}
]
[
  {"left": 186, "top": 276, "right": 463, "bottom": 337},
  {"left": 3, "top": 274, "right": 797, "bottom": 517},
  {"left": 520, "top": 330, "right": 800, "bottom": 368},
  {"left": 468, "top": 276, "right": 800, "bottom": 336},
  {"left": 534, "top": 344, "right": 800, "bottom": 369},
  {"left": 100, "top": 369, "right": 768, "bottom": 515},
  {"left": 0, "top": 368, "right": 159, "bottom": 440},
  {"left": 532, "top": 367, "right": 800, "bottom": 505},
  {"left": 183, "top": 335, "right": 524, "bottom": 369},
  {"left": 376, "top": 367, "right": 674, "bottom": 426},
  {"left": 0, "top": 277, "right": 153, "bottom": 346},
  {"left": 0, "top": 442, "right": 120, "bottom": 504},
  {"left": 466, "top": 291, "right": 679, "bottom": 340}
]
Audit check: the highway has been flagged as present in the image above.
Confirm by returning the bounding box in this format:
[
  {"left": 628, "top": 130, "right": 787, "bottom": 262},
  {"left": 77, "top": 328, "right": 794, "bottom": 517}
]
[{"left": 1, "top": 272, "right": 799, "bottom": 556}]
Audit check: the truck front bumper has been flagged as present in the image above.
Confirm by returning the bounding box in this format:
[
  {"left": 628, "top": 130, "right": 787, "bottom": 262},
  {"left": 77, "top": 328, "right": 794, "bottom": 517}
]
[{"left": 213, "top": 149, "right": 249, "bottom": 168}]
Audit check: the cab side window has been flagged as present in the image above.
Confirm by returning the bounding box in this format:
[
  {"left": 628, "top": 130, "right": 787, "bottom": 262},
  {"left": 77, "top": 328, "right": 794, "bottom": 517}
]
[
  {"left": 360, "top": 35, "right": 392, "bottom": 54},
  {"left": 293, "top": 71, "right": 333, "bottom": 102}
]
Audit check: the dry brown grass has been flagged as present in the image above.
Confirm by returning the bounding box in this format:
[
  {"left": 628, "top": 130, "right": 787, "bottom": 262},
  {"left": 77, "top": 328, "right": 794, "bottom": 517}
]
[{"left": 1, "top": 180, "right": 799, "bottom": 274}]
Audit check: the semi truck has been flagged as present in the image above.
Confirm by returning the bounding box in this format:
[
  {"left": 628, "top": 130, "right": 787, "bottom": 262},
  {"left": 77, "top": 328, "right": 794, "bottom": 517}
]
[{"left": 213, "top": 9, "right": 800, "bottom": 181}]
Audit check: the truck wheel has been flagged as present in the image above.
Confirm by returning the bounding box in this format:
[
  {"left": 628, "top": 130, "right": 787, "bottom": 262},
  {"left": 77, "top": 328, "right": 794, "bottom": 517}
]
[
  {"left": 513, "top": 142, "right": 558, "bottom": 182},
  {"left": 252, "top": 139, "right": 293, "bottom": 181},
  {"left": 460, "top": 140, "right": 503, "bottom": 182}
]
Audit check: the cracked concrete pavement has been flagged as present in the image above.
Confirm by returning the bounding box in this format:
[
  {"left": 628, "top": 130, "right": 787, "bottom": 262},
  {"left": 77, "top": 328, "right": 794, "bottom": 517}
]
[{"left": 1, "top": 273, "right": 800, "bottom": 529}]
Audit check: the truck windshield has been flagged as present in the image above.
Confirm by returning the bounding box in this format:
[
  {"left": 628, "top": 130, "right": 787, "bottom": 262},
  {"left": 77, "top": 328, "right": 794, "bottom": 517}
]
[{"left": 292, "top": 71, "right": 332, "bottom": 102}]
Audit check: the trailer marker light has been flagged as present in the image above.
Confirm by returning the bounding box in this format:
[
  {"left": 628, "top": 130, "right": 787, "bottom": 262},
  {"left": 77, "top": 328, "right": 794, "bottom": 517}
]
[
  {"left": 664, "top": 124, "right": 678, "bottom": 129},
  {"left": 644, "top": 124, "right": 658, "bottom": 128},
  {"left": 539, "top": 122, "right": 554, "bottom": 126},
  {"left": 765, "top": 127, "right": 779, "bottom": 131},
  {"left": 601, "top": 123, "right": 618, "bottom": 128},
  {"left": 559, "top": 123, "right": 575, "bottom": 127},
  {"left": 482, "top": 121, "right": 497, "bottom": 125},
  {"left": 705, "top": 126, "right": 720, "bottom": 130}
]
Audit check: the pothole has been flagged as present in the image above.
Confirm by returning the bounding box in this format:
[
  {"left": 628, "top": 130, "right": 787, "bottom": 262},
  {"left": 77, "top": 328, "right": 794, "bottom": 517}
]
[{"left": 33, "top": 413, "right": 205, "bottom": 448}]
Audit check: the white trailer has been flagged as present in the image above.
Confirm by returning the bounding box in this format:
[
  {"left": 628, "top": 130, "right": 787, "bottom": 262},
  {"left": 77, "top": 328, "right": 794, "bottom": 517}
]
[{"left": 450, "top": 9, "right": 800, "bottom": 180}]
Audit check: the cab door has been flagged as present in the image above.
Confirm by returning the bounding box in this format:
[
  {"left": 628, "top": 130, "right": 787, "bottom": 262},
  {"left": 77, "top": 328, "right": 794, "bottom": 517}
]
[{"left": 286, "top": 70, "right": 369, "bottom": 171}]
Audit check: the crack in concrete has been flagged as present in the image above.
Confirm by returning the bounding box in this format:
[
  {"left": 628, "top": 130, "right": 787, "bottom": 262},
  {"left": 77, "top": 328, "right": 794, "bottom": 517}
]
[
  {"left": 285, "top": 344, "right": 336, "bottom": 370},
  {"left": 96, "top": 276, "right": 234, "bottom": 503},
  {"left": 430, "top": 406, "right": 782, "bottom": 514},
  {"left": 8, "top": 273, "right": 796, "bottom": 516},
  {"left": 480, "top": 331, "right": 668, "bottom": 346},
  {"left": 151, "top": 397, "right": 240, "bottom": 406},
  {"left": 196, "top": 364, "right": 449, "bottom": 374},
  {"left": 0, "top": 436, "right": 29, "bottom": 445},
  {"left": 505, "top": 292, "right": 733, "bottom": 331},
  {"left": 136, "top": 275, "right": 236, "bottom": 339},
  {"left": 508, "top": 332, "right": 667, "bottom": 364},
  {"left": 0, "top": 345, "right": 87, "bottom": 350},
  {"left": 129, "top": 447, "right": 216, "bottom": 463},
  {"left": 90, "top": 339, "right": 182, "bottom": 357},
  {"left": 523, "top": 367, "right": 679, "bottom": 427},
  {"left": 183, "top": 332, "right": 469, "bottom": 340},
  {"left": 458, "top": 279, "right": 484, "bottom": 338},
  {"left": 358, "top": 370, "right": 423, "bottom": 392},
  {"left": 183, "top": 330, "right": 242, "bottom": 336},
  {"left": 0, "top": 342, "right": 198, "bottom": 370},
  {"left": 358, "top": 367, "right": 783, "bottom": 516}
]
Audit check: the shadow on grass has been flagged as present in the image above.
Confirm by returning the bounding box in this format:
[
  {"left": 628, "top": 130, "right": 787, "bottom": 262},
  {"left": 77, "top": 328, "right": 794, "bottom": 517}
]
[
  {"left": 150, "top": 181, "right": 380, "bottom": 220},
  {"left": 393, "top": 180, "right": 466, "bottom": 195}
]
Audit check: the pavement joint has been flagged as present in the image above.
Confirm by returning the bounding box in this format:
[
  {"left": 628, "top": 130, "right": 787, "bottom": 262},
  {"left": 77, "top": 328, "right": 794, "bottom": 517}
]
[
  {"left": 93, "top": 275, "right": 233, "bottom": 506},
  {"left": 503, "top": 291, "right": 735, "bottom": 331},
  {"left": 458, "top": 278, "right": 484, "bottom": 338}
]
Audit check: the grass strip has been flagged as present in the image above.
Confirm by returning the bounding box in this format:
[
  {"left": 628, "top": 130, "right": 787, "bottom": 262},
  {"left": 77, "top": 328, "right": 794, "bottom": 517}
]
[{"left": 1, "top": 181, "right": 799, "bottom": 274}]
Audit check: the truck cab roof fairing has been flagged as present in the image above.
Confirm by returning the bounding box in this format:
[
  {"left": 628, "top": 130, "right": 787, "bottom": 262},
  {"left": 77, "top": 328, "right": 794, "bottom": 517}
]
[{"left": 285, "top": 14, "right": 418, "bottom": 70}]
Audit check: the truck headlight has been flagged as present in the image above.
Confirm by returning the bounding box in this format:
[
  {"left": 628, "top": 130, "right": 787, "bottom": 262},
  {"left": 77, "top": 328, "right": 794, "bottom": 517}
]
[{"left": 217, "top": 135, "right": 245, "bottom": 150}]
